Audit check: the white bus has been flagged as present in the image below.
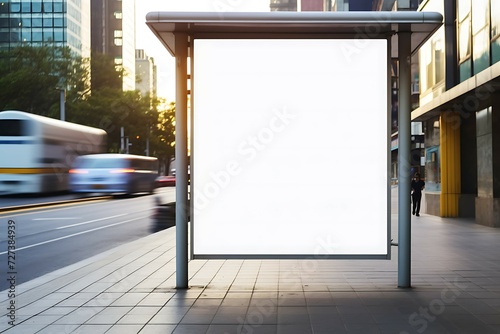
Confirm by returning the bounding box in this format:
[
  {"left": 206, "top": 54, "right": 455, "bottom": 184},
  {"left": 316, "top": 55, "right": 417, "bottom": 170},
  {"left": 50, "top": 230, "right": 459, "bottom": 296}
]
[
  {"left": 0, "top": 110, "right": 107, "bottom": 194},
  {"left": 69, "top": 154, "right": 158, "bottom": 195}
]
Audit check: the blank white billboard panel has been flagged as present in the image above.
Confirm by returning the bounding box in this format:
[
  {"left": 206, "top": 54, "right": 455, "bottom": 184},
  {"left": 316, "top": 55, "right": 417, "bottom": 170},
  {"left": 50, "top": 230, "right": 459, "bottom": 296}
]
[{"left": 193, "top": 39, "right": 388, "bottom": 257}]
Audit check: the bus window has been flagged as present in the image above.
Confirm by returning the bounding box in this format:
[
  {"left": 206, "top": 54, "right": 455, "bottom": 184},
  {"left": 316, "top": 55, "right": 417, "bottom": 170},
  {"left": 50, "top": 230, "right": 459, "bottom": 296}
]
[{"left": 0, "top": 120, "right": 27, "bottom": 136}]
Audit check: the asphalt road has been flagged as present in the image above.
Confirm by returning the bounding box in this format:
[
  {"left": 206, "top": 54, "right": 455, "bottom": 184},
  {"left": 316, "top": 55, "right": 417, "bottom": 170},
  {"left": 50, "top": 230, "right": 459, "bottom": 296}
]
[{"left": 0, "top": 188, "right": 175, "bottom": 291}]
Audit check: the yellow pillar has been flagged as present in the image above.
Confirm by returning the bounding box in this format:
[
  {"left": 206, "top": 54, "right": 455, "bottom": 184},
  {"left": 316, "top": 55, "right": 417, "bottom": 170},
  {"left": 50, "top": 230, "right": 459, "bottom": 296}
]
[{"left": 439, "top": 111, "right": 461, "bottom": 217}]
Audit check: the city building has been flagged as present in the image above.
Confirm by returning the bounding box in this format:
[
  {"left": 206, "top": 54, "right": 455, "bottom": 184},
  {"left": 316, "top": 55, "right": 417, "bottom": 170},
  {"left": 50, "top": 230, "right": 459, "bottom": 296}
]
[
  {"left": 270, "top": 0, "right": 377, "bottom": 11},
  {"left": 326, "top": 0, "right": 422, "bottom": 11},
  {"left": 329, "top": 0, "right": 373, "bottom": 11},
  {"left": 268, "top": 1, "right": 425, "bottom": 14},
  {"left": 90, "top": 0, "right": 135, "bottom": 91},
  {"left": 0, "top": 0, "right": 91, "bottom": 58},
  {"left": 270, "top": 0, "right": 297, "bottom": 11},
  {"left": 371, "top": 0, "right": 423, "bottom": 11},
  {"left": 301, "top": 0, "right": 323, "bottom": 11},
  {"left": 135, "top": 49, "right": 157, "bottom": 99},
  {"left": 414, "top": 0, "right": 500, "bottom": 226}
]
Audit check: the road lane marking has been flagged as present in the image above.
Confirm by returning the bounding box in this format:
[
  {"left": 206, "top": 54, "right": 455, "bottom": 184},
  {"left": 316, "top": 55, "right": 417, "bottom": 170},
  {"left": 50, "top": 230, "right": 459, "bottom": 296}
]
[
  {"left": 33, "top": 218, "right": 80, "bottom": 220},
  {"left": 55, "top": 214, "right": 127, "bottom": 229},
  {"left": 0, "top": 215, "right": 149, "bottom": 255}
]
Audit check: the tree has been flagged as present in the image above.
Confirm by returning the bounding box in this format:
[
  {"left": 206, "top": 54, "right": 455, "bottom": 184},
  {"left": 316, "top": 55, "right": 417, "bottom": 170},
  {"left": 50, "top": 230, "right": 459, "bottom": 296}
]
[
  {"left": 64, "top": 52, "right": 145, "bottom": 152},
  {"left": 0, "top": 45, "right": 86, "bottom": 117},
  {"left": 149, "top": 99, "right": 176, "bottom": 172},
  {"left": 90, "top": 52, "right": 123, "bottom": 91}
]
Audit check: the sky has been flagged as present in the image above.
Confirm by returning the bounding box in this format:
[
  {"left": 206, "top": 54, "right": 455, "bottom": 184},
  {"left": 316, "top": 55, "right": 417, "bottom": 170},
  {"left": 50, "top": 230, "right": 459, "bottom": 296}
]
[{"left": 135, "top": 0, "right": 271, "bottom": 101}]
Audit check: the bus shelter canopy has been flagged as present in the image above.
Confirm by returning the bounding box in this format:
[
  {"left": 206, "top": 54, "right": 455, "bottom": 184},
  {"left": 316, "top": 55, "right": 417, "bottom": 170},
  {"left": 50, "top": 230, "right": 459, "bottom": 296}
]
[{"left": 145, "top": 11, "right": 443, "bottom": 58}]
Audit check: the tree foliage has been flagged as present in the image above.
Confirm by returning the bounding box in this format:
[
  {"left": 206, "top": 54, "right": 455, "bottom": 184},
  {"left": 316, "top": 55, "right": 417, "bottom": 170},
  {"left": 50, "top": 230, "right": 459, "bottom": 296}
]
[
  {"left": 0, "top": 45, "right": 176, "bottom": 167},
  {"left": 151, "top": 100, "right": 176, "bottom": 171},
  {"left": 0, "top": 45, "right": 85, "bottom": 117},
  {"left": 90, "top": 52, "right": 123, "bottom": 91}
]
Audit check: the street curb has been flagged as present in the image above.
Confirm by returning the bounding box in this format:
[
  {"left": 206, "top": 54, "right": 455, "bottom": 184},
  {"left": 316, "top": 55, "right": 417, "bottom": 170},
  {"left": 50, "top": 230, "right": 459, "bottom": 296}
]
[{"left": 0, "top": 196, "right": 113, "bottom": 213}]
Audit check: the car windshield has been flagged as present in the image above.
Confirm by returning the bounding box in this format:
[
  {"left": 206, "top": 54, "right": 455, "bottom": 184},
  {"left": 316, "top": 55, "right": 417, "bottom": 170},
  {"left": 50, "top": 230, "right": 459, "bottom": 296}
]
[{"left": 74, "top": 157, "right": 127, "bottom": 169}]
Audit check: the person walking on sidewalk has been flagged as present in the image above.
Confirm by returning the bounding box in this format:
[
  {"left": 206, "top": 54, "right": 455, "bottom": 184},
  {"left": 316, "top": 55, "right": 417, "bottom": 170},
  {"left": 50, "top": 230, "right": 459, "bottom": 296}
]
[{"left": 411, "top": 173, "right": 425, "bottom": 216}]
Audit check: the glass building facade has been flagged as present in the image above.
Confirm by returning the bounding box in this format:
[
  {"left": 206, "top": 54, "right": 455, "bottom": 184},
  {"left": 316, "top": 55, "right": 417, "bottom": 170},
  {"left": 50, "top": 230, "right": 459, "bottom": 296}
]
[
  {"left": 414, "top": 0, "right": 500, "bottom": 225},
  {"left": 90, "top": 0, "right": 135, "bottom": 91},
  {"left": 270, "top": 0, "right": 297, "bottom": 11},
  {"left": 457, "top": 0, "right": 497, "bottom": 80},
  {"left": 418, "top": 0, "right": 445, "bottom": 106},
  {"left": 0, "top": 0, "right": 90, "bottom": 57}
]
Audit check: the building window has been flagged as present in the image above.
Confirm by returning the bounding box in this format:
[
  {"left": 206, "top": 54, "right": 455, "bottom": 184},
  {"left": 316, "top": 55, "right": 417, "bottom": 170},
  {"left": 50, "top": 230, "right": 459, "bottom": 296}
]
[
  {"left": 32, "top": 1, "right": 42, "bottom": 13},
  {"left": 43, "top": 2, "right": 52, "bottom": 13},
  {"left": 32, "top": 30, "right": 42, "bottom": 42},
  {"left": 458, "top": 0, "right": 471, "bottom": 81},
  {"left": 21, "top": 29, "right": 30, "bottom": 42},
  {"left": 21, "top": 17, "right": 31, "bottom": 28},
  {"left": 419, "top": 29, "right": 445, "bottom": 98},
  {"left": 114, "top": 29, "right": 123, "bottom": 46},
  {"left": 114, "top": 11, "right": 122, "bottom": 19},
  {"left": 32, "top": 18, "right": 42, "bottom": 27},
  {"left": 458, "top": 17, "right": 471, "bottom": 63},
  {"left": 0, "top": 2, "right": 10, "bottom": 14},
  {"left": 54, "top": 28, "right": 63, "bottom": 42},
  {"left": 44, "top": 30, "right": 53, "bottom": 42},
  {"left": 9, "top": 30, "right": 21, "bottom": 43},
  {"left": 10, "top": 2, "right": 20, "bottom": 12},
  {"left": 472, "top": 0, "right": 490, "bottom": 74},
  {"left": 491, "top": 0, "right": 500, "bottom": 64},
  {"left": 433, "top": 38, "right": 444, "bottom": 85},
  {"left": 418, "top": 0, "right": 445, "bottom": 103},
  {"left": 424, "top": 116, "right": 441, "bottom": 192},
  {"left": 0, "top": 32, "right": 9, "bottom": 42},
  {"left": 53, "top": 1, "right": 64, "bottom": 13},
  {"left": 21, "top": 1, "right": 30, "bottom": 12},
  {"left": 425, "top": 146, "right": 440, "bottom": 192},
  {"left": 54, "top": 17, "right": 64, "bottom": 27},
  {"left": 492, "top": 0, "right": 500, "bottom": 38},
  {"left": 43, "top": 17, "right": 53, "bottom": 27}
]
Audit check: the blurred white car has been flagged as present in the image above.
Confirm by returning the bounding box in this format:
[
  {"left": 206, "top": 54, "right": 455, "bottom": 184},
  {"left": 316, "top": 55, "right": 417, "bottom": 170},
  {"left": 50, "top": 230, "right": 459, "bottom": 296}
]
[{"left": 69, "top": 154, "right": 158, "bottom": 195}]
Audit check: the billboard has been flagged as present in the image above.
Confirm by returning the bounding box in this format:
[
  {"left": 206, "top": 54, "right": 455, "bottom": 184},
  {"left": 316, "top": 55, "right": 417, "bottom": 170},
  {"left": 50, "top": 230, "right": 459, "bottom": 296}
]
[{"left": 192, "top": 39, "right": 389, "bottom": 258}]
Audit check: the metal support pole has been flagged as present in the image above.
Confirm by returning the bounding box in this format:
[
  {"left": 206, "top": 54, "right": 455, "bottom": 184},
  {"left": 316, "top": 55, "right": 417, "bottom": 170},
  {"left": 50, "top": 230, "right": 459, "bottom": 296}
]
[
  {"left": 398, "top": 29, "right": 412, "bottom": 288},
  {"left": 120, "top": 127, "right": 124, "bottom": 153},
  {"left": 60, "top": 89, "right": 65, "bottom": 121},
  {"left": 146, "top": 124, "right": 150, "bottom": 156},
  {"left": 175, "top": 33, "right": 189, "bottom": 289}
]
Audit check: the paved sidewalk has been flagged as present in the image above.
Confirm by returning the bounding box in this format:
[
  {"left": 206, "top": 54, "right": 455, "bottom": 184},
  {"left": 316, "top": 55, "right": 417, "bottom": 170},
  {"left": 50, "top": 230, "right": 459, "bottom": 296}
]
[{"left": 1, "top": 210, "right": 500, "bottom": 333}]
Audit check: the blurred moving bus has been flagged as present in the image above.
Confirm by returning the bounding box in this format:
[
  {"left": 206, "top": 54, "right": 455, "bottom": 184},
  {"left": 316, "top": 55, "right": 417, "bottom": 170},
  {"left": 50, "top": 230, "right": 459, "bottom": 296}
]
[
  {"left": 69, "top": 154, "right": 158, "bottom": 195},
  {"left": 0, "top": 110, "right": 106, "bottom": 194}
]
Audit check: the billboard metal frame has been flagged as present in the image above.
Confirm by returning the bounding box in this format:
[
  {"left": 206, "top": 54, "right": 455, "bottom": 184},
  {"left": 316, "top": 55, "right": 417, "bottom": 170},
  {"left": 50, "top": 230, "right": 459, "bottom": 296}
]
[{"left": 190, "top": 37, "right": 391, "bottom": 260}]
